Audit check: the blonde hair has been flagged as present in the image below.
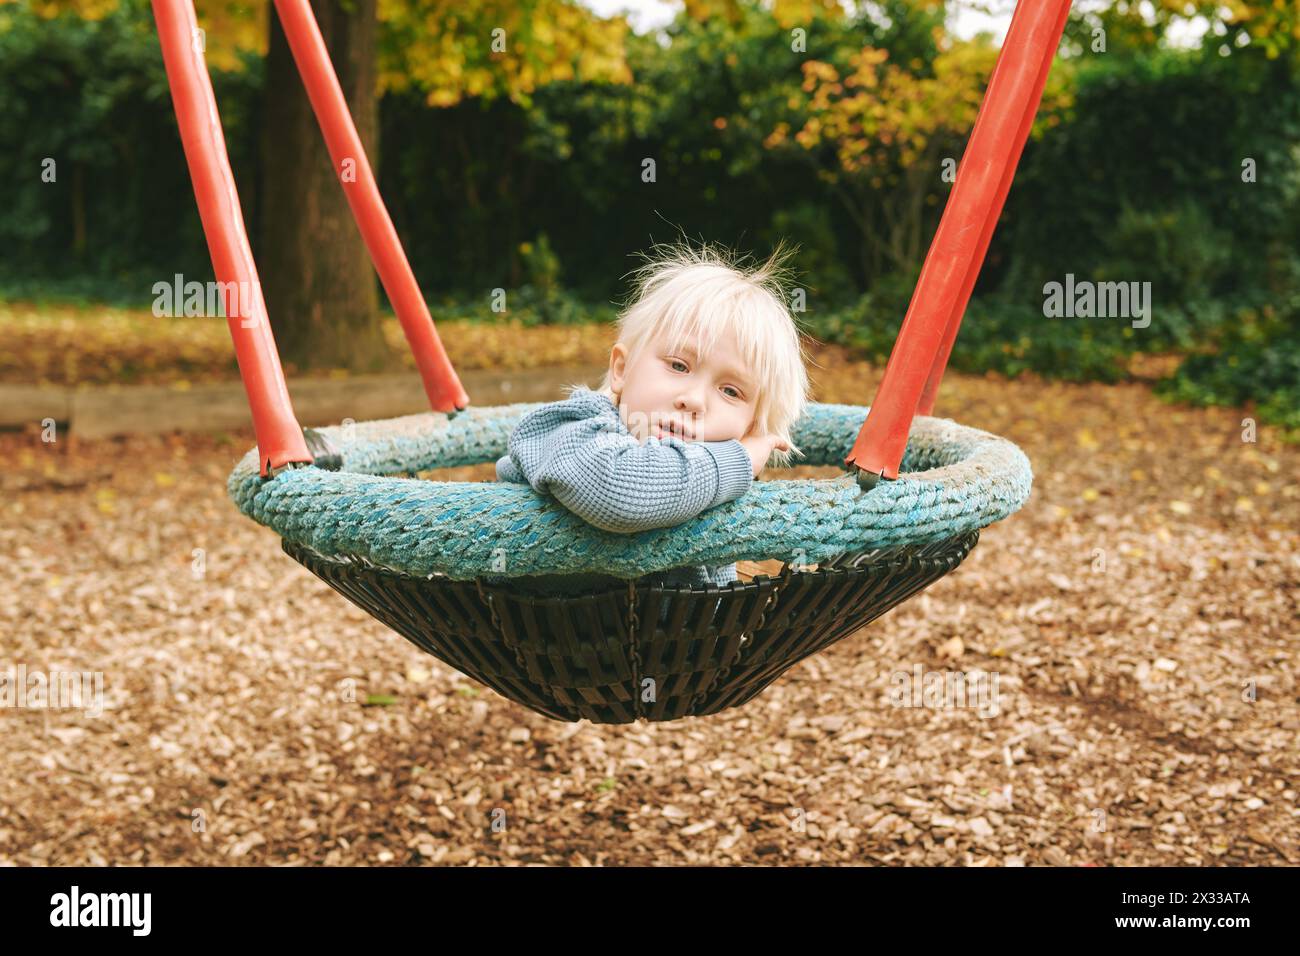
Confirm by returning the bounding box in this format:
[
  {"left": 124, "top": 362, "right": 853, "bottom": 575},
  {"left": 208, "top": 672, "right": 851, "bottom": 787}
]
[{"left": 572, "top": 238, "right": 812, "bottom": 469}]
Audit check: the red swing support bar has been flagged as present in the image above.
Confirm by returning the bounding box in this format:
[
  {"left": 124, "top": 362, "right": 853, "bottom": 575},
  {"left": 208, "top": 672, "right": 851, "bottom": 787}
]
[
  {"left": 152, "top": 0, "right": 467, "bottom": 477},
  {"left": 845, "top": 0, "right": 1072, "bottom": 485},
  {"left": 270, "top": 0, "right": 468, "bottom": 414}
]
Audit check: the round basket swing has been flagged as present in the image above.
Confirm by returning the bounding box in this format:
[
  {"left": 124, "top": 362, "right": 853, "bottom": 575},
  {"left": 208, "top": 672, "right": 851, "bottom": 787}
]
[{"left": 154, "top": 0, "right": 1059, "bottom": 723}]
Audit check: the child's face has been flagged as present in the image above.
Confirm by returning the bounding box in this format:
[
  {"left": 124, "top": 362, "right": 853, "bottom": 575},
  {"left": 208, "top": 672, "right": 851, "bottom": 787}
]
[{"left": 608, "top": 332, "right": 757, "bottom": 444}]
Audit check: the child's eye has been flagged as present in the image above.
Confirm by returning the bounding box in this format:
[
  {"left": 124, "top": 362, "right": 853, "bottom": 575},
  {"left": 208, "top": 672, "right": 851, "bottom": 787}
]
[
  {"left": 669, "top": 359, "right": 689, "bottom": 372},
  {"left": 722, "top": 385, "right": 742, "bottom": 399}
]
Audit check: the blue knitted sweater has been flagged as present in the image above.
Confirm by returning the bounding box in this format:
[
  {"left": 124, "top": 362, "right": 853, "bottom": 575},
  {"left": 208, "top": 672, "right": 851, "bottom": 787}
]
[{"left": 493, "top": 386, "right": 754, "bottom": 588}]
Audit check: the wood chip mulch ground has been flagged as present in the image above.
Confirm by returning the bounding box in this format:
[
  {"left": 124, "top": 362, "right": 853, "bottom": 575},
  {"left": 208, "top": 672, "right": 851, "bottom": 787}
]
[{"left": 1, "top": 344, "right": 1296, "bottom": 866}]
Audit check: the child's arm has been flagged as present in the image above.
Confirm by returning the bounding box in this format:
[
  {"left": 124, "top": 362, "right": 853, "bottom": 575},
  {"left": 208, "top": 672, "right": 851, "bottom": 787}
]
[{"left": 502, "top": 390, "right": 753, "bottom": 534}]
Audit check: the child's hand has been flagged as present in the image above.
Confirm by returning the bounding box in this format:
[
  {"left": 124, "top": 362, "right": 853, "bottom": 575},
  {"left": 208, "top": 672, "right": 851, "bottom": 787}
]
[{"left": 739, "top": 434, "right": 789, "bottom": 477}]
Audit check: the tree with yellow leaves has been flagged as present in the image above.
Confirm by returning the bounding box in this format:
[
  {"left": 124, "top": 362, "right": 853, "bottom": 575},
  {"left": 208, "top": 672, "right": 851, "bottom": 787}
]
[{"left": 19, "top": 0, "right": 633, "bottom": 370}]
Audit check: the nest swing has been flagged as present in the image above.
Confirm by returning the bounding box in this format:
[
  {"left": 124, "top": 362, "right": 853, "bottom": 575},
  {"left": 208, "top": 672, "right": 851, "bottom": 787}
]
[{"left": 155, "top": 0, "right": 1063, "bottom": 723}]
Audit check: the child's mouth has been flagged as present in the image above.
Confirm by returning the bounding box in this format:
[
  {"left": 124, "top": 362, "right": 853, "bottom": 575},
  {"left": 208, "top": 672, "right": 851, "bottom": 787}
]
[{"left": 654, "top": 419, "right": 693, "bottom": 440}]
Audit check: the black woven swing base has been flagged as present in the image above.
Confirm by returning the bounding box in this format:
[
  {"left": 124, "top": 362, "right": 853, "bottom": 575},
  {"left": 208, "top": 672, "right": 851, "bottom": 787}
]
[{"left": 283, "top": 531, "right": 979, "bottom": 724}]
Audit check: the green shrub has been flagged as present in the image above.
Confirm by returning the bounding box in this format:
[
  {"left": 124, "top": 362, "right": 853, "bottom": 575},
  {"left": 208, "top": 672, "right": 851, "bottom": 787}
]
[
  {"left": 518, "top": 233, "right": 563, "bottom": 300},
  {"left": 1095, "top": 200, "right": 1232, "bottom": 314},
  {"left": 804, "top": 291, "right": 1132, "bottom": 383},
  {"left": 1156, "top": 307, "right": 1300, "bottom": 432},
  {"left": 507, "top": 233, "right": 598, "bottom": 325},
  {"left": 767, "top": 202, "right": 858, "bottom": 306}
]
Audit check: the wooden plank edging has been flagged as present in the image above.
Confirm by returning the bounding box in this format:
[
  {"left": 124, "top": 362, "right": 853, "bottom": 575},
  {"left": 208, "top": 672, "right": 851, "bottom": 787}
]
[{"left": 0, "top": 365, "right": 606, "bottom": 438}]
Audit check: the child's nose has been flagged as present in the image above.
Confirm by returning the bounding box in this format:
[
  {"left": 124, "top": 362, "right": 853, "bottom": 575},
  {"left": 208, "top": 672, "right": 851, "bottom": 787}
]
[{"left": 675, "top": 392, "right": 705, "bottom": 414}]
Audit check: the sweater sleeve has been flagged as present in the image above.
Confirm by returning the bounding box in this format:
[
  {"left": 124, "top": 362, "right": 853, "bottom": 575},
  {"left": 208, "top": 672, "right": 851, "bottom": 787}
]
[{"left": 504, "top": 391, "right": 753, "bottom": 534}]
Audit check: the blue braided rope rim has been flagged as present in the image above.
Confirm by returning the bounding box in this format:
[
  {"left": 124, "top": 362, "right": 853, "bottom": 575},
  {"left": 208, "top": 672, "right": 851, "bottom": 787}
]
[{"left": 227, "top": 401, "right": 1032, "bottom": 581}]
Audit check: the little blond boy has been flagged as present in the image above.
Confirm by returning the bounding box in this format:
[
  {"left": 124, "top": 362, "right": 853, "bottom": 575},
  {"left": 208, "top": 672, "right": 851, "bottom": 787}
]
[{"left": 494, "top": 242, "right": 811, "bottom": 591}]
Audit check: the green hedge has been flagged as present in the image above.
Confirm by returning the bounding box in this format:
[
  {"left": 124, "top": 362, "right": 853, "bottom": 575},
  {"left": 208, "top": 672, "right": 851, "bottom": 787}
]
[{"left": 1156, "top": 306, "right": 1300, "bottom": 433}]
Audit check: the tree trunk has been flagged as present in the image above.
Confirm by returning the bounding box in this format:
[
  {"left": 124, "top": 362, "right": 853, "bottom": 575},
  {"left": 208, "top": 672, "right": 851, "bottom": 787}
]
[{"left": 259, "top": 0, "right": 393, "bottom": 373}]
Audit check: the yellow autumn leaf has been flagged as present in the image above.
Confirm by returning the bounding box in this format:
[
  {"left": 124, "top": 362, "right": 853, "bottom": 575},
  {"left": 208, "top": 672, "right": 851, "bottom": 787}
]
[{"left": 1169, "top": 500, "right": 1192, "bottom": 515}]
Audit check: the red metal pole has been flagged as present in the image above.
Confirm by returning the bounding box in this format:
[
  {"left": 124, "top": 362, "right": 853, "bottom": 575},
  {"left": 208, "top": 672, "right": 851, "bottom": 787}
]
[
  {"left": 846, "top": 0, "right": 1072, "bottom": 482},
  {"left": 152, "top": 0, "right": 311, "bottom": 477},
  {"left": 271, "top": 0, "right": 469, "bottom": 413},
  {"left": 916, "top": 0, "right": 1072, "bottom": 415}
]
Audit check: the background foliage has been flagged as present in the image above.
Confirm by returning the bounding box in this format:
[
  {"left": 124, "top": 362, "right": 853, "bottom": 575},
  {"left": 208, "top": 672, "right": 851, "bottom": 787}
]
[{"left": 1, "top": 0, "right": 1296, "bottom": 428}]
